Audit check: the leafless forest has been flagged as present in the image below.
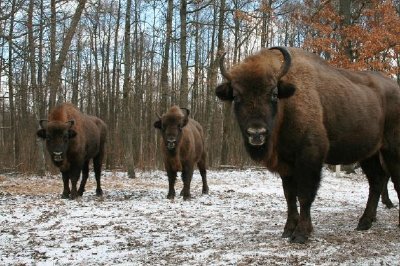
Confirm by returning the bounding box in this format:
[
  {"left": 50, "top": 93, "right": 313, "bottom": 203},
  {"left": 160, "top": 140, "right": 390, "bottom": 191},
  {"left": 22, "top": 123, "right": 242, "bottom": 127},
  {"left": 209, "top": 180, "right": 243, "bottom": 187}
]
[{"left": 0, "top": 0, "right": 399, "bottom": 174}]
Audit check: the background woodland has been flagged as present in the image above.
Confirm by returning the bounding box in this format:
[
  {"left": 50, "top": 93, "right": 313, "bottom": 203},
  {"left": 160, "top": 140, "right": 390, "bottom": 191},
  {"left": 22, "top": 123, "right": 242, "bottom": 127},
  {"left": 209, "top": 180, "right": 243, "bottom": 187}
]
[{"left": 0, "top": 0, "right": 399, "bottom": 174}]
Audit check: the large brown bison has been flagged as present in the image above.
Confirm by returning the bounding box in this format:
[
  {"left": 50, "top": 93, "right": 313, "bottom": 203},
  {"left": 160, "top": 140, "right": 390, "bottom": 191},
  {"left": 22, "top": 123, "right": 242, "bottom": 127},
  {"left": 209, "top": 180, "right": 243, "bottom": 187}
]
[
  {"left": 37, "top": 103, "right": 107, "bottom": 199},
  {"left": 215, "top": 47, "right": 400, "bottom": 243},
  {"left": 154, "top": 106, "right": 208, "bottom": 200}
]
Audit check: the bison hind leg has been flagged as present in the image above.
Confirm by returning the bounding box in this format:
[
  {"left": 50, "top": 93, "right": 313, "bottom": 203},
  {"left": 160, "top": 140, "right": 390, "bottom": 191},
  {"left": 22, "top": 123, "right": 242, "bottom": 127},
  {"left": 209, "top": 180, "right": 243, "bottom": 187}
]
[
  {"left": 357, "top": 153, "right": 386, "bottom": 230},
  {"left": 198, "top": 160, "right": 209, "bottom": 195},
  {"left": 381, "top": 175, "right": 394, "bottom": 208},
  {"left": 380, "top": 149, "right": 400, "bottom": 226}
]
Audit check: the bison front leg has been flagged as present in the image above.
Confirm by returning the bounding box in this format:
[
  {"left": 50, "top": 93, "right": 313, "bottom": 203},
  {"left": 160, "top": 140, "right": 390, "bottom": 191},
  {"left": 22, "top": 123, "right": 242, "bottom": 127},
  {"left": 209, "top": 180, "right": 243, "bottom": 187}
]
[
  {"left": 78, "top": 161, "right": 89, "bottom": 196},
  {"left": 166, "top": 169, "right": 177, "bottom": 199},
  {"left": 198, "top": 157, "right": 209, "bottom": 195},
  {"left": 281, "top": 176, "right": 299, "bottom": 238},
  {"left": 181, "top": 164, "right": 194, "bottom": 200},
  {"left": 69, "top": 167, "right": 82, "bottom": 200},
  {"left": 290, "top": 157, "right": 323, "bottom": 244},
  {"left": 61, "top": 172, "right": 70, "bottom": 199}
]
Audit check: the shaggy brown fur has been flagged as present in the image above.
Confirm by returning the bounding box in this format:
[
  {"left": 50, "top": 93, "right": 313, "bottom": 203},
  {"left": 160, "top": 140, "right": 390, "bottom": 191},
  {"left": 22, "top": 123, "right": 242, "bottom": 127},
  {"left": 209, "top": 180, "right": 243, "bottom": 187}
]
[
  {"left": 154, "top": 106, "right": 208, "bottom": 200},
  {"left": 216, "top": 47, "right": 400, "bottom": 243},
  {"left": 37, "top": 103, "right": 107, "bottom": 199}
]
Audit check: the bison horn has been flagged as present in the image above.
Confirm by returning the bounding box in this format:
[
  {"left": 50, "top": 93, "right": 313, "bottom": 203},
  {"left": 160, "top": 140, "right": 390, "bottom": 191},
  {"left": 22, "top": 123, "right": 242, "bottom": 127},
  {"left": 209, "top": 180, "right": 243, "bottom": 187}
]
[
  {"left": 219, "top": 52, "right": 232, "bottom": 81},
  {"left": 156, "top": 113, "right": 162, "bottom": 120},
  {"left": 66, "top": 120, "right": 75, "bottom": 128},
  {"left": 269, "top": 46, "right": 292, "bottom": 80},
  {"left": 39, "top": 119, "right": 48, "bottom": 129}
]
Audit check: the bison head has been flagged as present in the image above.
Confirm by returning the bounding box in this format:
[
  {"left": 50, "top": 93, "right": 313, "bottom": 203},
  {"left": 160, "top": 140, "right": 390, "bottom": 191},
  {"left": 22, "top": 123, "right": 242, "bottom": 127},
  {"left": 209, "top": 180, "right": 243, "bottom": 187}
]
[
  {"left": 154, "top": 106, "right": 189, "bottom": 153},
  {"left": 36, "top": 119, "right": 77, "bottom": 164},
  {"left": 215, "top": 47, "right": 296, "bottom": 161}
]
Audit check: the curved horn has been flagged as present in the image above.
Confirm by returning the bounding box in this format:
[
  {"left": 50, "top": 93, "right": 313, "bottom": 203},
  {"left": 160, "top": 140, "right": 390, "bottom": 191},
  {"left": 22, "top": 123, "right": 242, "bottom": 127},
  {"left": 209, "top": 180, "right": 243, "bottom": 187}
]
[
  {"left": 66, "top": 120, "right": 75, "bottom": 128},
  {"left": 156, "top": 113, "right": 162, "bottom": 120},
  {"left": 269, "top": 46, "right": 292, "bottom": 80},
  {"left": 219, "top": 52, "right": 232, "bottom": 81},
  {"left": 39, "top": 119, "right": 48, "bottom": 129}
]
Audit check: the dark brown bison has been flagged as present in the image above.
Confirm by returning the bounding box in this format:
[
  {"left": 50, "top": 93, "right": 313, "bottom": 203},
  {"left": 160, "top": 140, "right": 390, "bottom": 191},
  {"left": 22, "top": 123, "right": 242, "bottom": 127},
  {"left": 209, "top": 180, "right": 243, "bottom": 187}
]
[
  {"left": 37, "top": 103, "right": 107, "bottom": 199},
  {"left": 154, "top": 106, "right": 208, "bottom": 200},
  {"left": 215, "top": 47, "right": 400, "bottom": 243}
]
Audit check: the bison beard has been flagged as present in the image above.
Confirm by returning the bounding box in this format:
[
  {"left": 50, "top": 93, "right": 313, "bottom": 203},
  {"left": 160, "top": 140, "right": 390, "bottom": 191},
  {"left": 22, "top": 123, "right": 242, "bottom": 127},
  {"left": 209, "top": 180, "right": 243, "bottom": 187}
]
[{"left": 216, "top": 47, "right": 400, "bottom": 244}]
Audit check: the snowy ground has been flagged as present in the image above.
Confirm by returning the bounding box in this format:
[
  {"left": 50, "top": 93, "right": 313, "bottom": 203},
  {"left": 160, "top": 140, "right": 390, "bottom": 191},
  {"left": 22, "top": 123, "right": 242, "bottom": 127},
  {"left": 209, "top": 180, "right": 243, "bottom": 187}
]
[{"left": 0, "top": 168, "right": 399, "bottom": 265}]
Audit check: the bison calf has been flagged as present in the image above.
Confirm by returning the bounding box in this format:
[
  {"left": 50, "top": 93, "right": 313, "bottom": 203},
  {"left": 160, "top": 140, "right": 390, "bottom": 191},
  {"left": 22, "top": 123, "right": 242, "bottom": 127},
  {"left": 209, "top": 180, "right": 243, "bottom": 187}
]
[
  {"left": 154, "top": 106, "right": 208, "bottom": 200},
  {"left": 37, "top": 103, "right": 107, "bottom": 199}
]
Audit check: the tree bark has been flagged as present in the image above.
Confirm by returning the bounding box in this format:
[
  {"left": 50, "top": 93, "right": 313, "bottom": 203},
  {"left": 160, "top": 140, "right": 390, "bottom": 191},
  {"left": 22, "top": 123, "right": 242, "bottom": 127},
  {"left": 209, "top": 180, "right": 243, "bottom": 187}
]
[
  {"left": 160, "top": 0, "right": 173, "bottom": 112},
  {"left": 122, "top": 0, "right": 135, "bottom": 178},
  {"left": 48, "top": 0, "right": 88, "bottom": 109},
  {"left": 179, "top": 0, "right": 188, "bottom": 107}
]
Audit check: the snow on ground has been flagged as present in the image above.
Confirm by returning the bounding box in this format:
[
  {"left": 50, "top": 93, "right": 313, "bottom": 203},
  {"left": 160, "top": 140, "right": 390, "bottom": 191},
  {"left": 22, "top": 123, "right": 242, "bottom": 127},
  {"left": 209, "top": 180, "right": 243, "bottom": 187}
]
[{"left": 0, "top": 168, "right": 399, "bottom": 265}]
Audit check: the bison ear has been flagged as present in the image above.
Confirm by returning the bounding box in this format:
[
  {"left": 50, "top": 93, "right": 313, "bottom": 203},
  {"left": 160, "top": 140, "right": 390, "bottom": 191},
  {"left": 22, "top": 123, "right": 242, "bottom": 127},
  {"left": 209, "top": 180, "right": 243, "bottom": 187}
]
[
  {"left": 181, "top": 108, "right": 190, "bottom": 127},
  {"left": 68, "top": 129, "right": 77, "bottom": 139},
  {"left": 36, "top": 129, "right": 47, "bottom": 139},
  {"left": 154, "top": 120, "right": 162, "bottom": 129},
  {"left": 277, "top": 80, "right": 296, "bottom": 99},
  {"left": 215, "top": 83, "right": 234, "bottom": 101}
]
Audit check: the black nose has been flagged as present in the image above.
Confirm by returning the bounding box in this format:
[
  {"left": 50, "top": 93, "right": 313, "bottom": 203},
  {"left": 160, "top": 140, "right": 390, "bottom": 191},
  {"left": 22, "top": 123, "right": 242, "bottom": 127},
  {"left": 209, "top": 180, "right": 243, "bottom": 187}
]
[
  {"left": 246, "top": 127, "right": 267, "bottom": 146},
  {"left": 53, "top": 152, "right": 63, "bottom": 162},
  {"left": 166, "top": 138, "right": 176, "bottom": 150}
]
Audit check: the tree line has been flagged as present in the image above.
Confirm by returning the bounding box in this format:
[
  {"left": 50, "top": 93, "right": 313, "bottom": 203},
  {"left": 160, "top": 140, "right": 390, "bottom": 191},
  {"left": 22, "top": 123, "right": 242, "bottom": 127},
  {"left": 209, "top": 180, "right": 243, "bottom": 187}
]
[{"left": 0, "top": 0, "right": 399, "bottom": 174}]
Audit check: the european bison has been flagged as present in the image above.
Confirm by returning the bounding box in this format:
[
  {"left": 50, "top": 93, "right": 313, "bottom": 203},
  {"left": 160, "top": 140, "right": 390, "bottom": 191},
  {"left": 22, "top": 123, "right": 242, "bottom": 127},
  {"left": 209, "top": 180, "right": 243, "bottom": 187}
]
[
  {"left": 37, "top": 103, "right": 107, "bottom": 199},
  {"left": 154, "top": 106, "right": 208, "bottom": 200},
  {"left": 216, "top": 47, "right": 400, "bottom": 243}
]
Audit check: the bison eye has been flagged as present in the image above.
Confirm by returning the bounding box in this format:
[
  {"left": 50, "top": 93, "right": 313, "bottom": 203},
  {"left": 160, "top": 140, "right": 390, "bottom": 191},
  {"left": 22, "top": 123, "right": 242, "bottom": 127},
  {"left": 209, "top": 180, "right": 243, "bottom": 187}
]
[{"left": 233, "top": 95, "right": 241, "bottom": 104}]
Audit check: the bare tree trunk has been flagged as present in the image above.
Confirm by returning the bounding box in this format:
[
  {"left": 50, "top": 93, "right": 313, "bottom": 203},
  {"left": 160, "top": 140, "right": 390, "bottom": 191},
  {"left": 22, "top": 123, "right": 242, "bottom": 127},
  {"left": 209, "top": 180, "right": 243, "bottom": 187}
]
[
  {"left": 28, "top": 0, "right": 46, "bottom": 175},
  {"left": 8, "top": 0, "right": 18, "bottom": 167},
  {"left": 122, "top": 0, "right": 135, "bottom": 178},
  {"left": 160, "top": 0, "right": 173, "bottom": 112},
  {"left": 192, "top": 10, "right": 200, "bottom": 119},
  {"left": 260, "top": 0, "right": 272, "bottom": 48},
  {"left": 48, "top": 0, "right": 88, "bottom": 109},
  {"left": 339, "top": 0, "right": 353, "bottom": 61},
  {"left": 218, "top": 0, "right": 232, "bottom": 165},
  {"left": 179, "top": 0, "right": 188, "bottom": 107},
  {"left": 107, "top": 0, "right": 122, "bottom": 169}
]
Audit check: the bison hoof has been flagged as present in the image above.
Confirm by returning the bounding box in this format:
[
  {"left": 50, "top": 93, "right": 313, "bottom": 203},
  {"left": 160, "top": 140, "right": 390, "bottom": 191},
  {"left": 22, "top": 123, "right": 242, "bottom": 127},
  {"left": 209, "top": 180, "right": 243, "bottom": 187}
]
[
  {"left": 69, "top": 192, "right": 79, "bottom": 200},
  {"left": 290, "top": 234, "right": 308, "bottom": 244},
  {"left": 167, "top": 193, "right": 175, "bottom": 199},
  {"left": 61, "top": 193, "right": 70, "bottom": 199},
  {"left": 78, "top": 189, "right": 84, "bottom": 196},
  {"left": 202, "top": 187, "right": 209, "bottom": 195},
  {"left": 383, "top": 201, "right": 395, "bottom": 209},
  {"left": 96, "top": 188, "right": 103, "bottom": 197},
  {"left": 357, "top": 216, "right": 373, "bottom": 231},
  {"left": 281, "top": 229, "right": 294, "bottom": 238},
  {"left": 183, "top": 195, "right": 192, "bottom": 201}
]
